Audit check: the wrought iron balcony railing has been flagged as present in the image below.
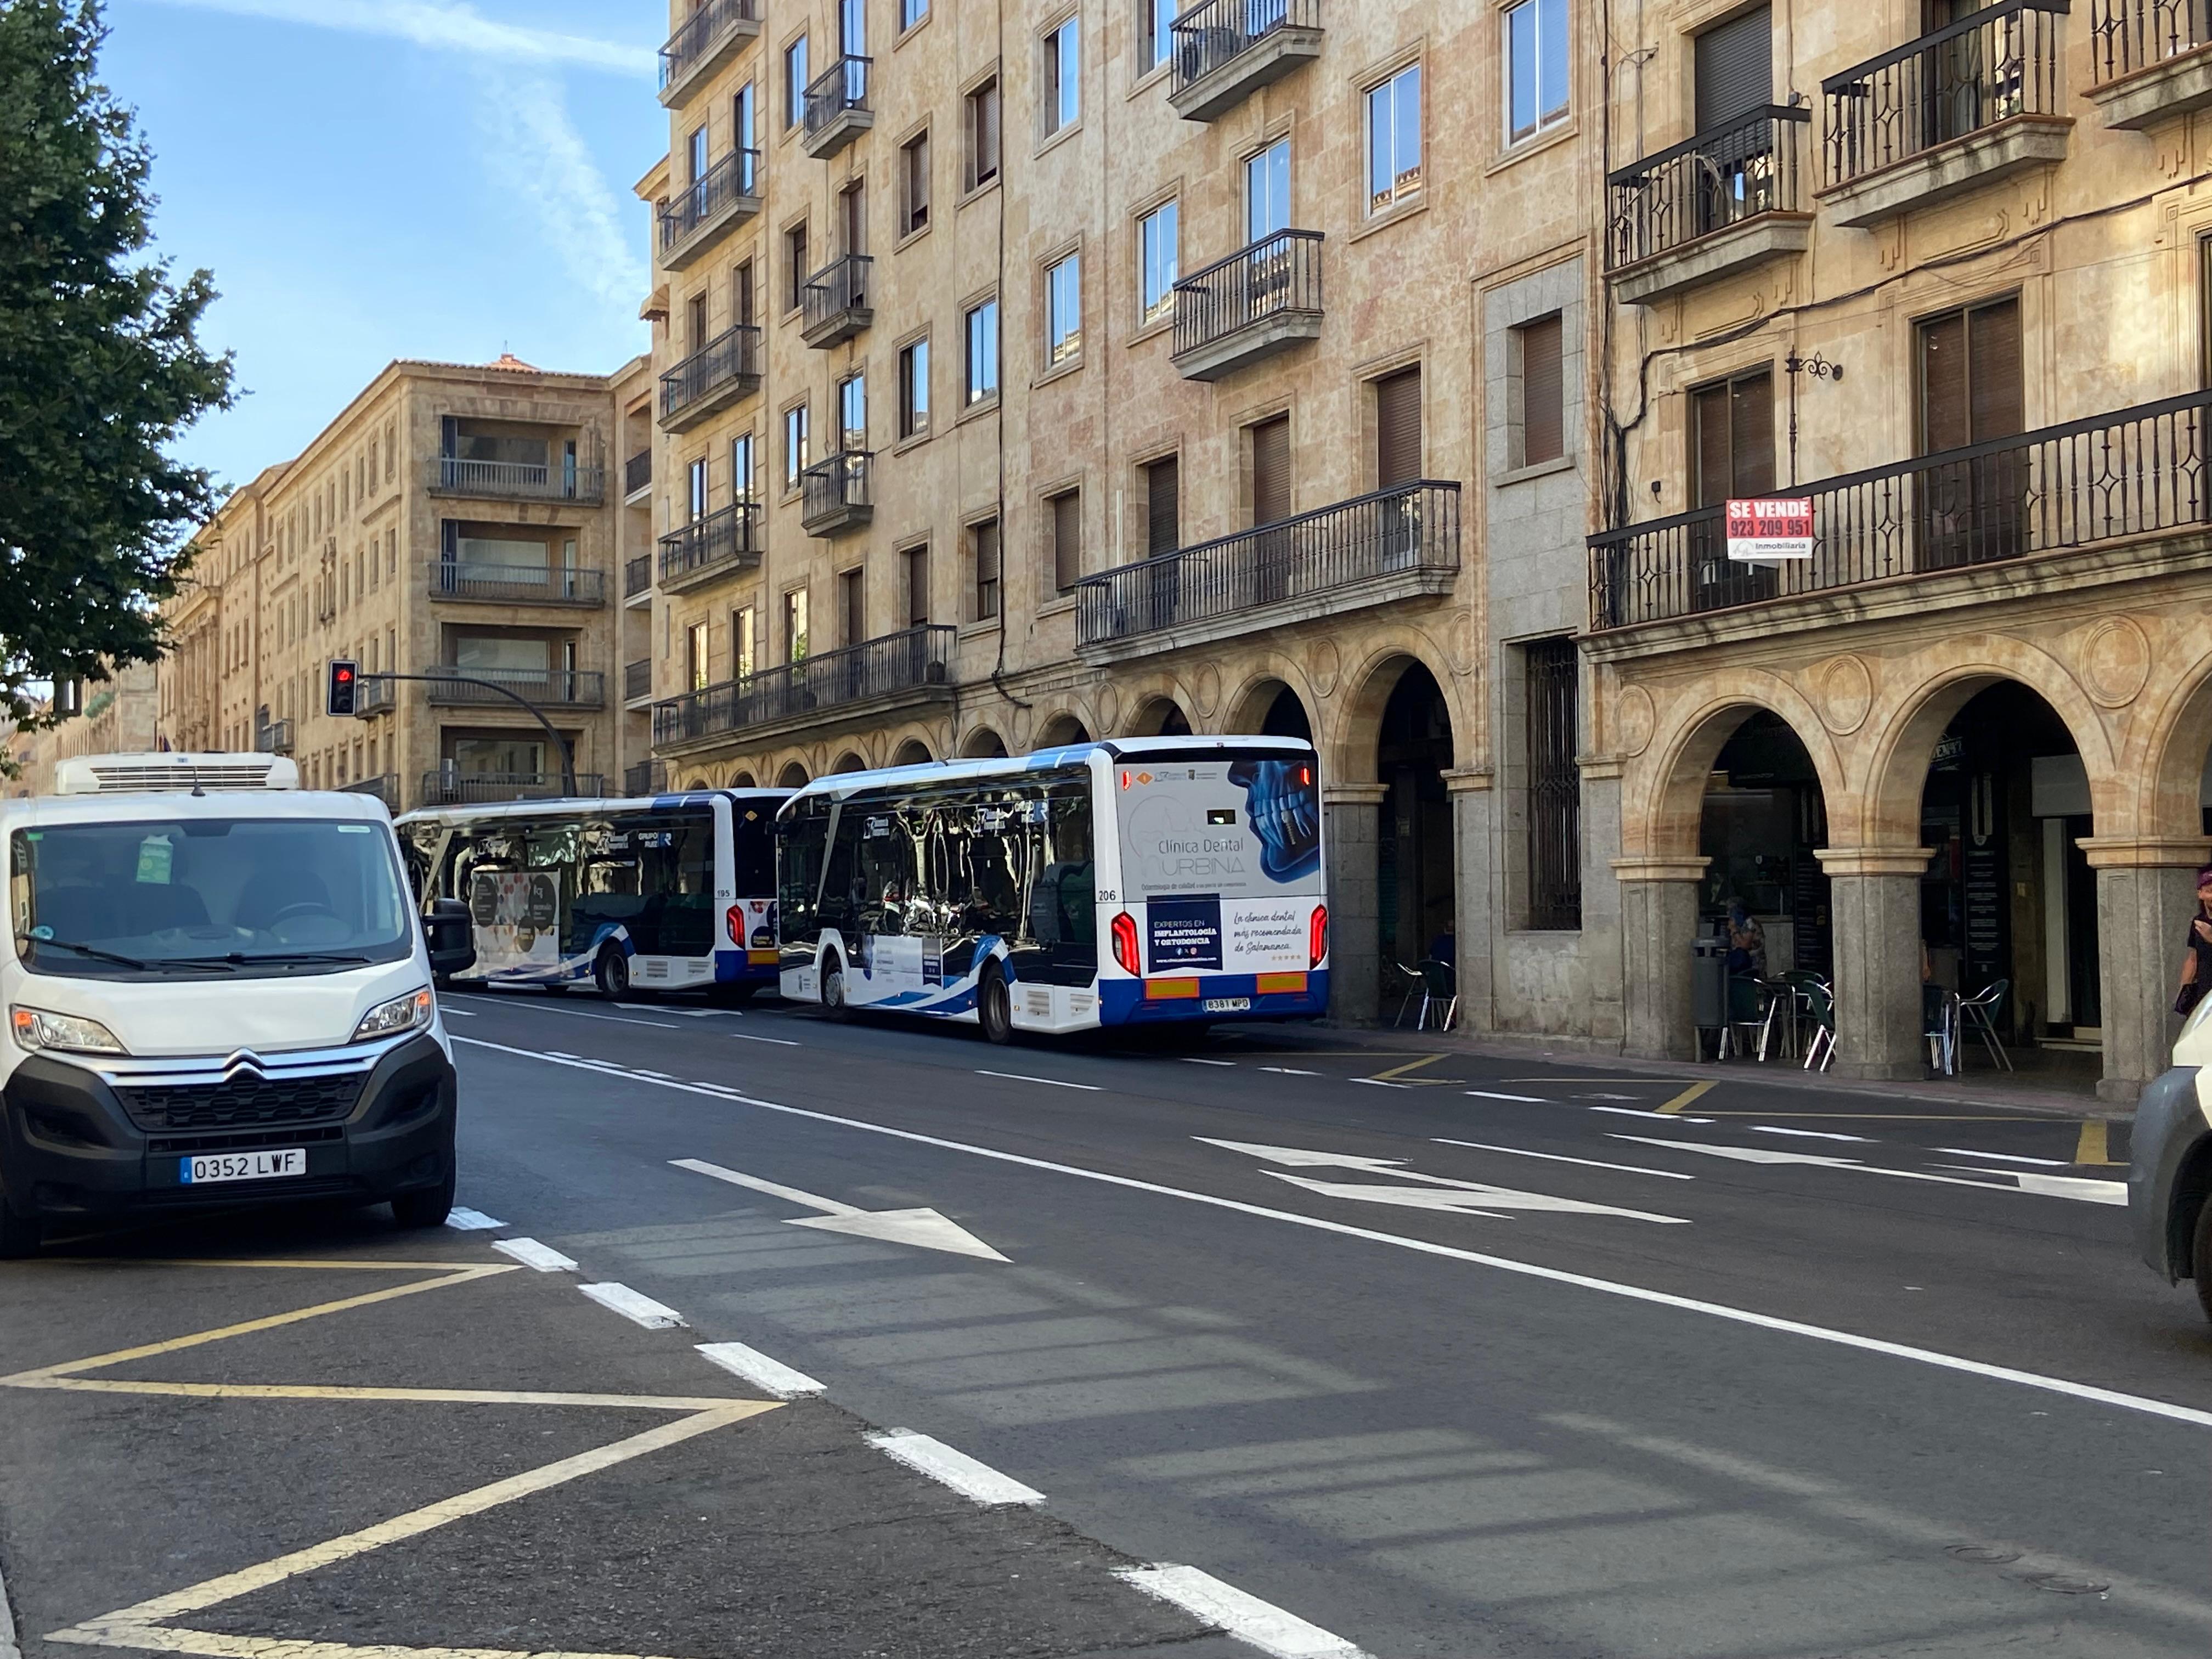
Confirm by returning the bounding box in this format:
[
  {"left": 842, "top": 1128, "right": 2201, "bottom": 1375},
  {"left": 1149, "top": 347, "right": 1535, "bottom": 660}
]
[
  {"left": 624, "top": 449, "right": 652, "bottom": 496},
  {"left": 2091, "top": 0, "right": 2211, "bottom": 79},
  {"left": 800, "top": 452, "right": 872, "bottom": 533},
  {"left": 653, "top": 625, "right": 953, "bottom": 747},
  {"left": 804, "top": 54, "right": 871, "bottom": 140},
  {"left": 420, "top": 771, "right": 605, "bottom": 807},
  {"left": 659, "top": 147, "right": 761, "bottom": 253},
  {"left": 1588, "top": 391, "right": 2212, "bottom": 630},
  {"left": 801, "top": 252, "right": 872, "bottom": 338},
  {"left": 342, "top": 774, "right": 397, "bottom": 809},
  {"left": 625, "top": 759, "right": 669, "bottom": 797},
  {"left": 659, "top": 0, "right": 759, "bottom": 95},
  {"left": 1171, "top": 0, "right": 1319, "bottom": 93},
  {"left": 421, "top": 667, "right": 606, "bottom": 708},
  {"left": 427, "top": 456, "right": 605, "bottom": 503},
  {"left": 427, "top": 561, "right": 605, "bottom": 605},
  {"left": 253, "top": 718, "right": 294, "bottom": 757},
  {"left": 624, "top": 553, "right": 653, "bottom": 600},
  {"left": 624, "top": 658, "right": 653, "bottom": 703},
  {"left": 661, "top": 324, "right": 761, "bottom": 425},
  {"left": 1608, "top": 106, "right": 1810, "bottom": 270},
  {"left": 659, "top": 502, "right": 761, "bottom": 585},
  {"left": 1824, "top": 0, "right": 2068, "bottom": 185},
  {"left": 1076, "top": 480, "right": 1461, "bottom": 648},
  {"left": 1172, "top": 229, "right": 1323, "bottom": 362},
  {"left": 356, "top": 675, "right": 398, "bottom": 716}
]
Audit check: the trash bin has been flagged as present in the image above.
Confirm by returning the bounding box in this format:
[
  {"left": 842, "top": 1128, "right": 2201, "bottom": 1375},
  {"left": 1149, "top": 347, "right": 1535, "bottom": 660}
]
[{"left": 1692, "top": 937, "right": 1728, "bottom": 1032}]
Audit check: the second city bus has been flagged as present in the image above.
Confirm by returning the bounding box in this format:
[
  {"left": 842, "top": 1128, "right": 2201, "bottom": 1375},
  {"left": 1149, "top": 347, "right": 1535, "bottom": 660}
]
[{"left": 775, "top": 737, "right": 1328, "bottom": 1042}]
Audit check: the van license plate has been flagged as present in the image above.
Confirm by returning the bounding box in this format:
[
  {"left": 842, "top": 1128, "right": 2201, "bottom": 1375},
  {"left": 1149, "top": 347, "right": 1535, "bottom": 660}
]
[
  {"left": 1202, "top": 997, "right": 1252, "bottom": 1014},
  {"left": 180, "top": 1149, "right": 306, "bottom": 1185}
]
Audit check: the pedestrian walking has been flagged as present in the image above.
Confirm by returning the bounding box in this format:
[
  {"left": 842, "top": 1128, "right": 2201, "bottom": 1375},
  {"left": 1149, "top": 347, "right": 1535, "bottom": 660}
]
[{"left": 2174, "top": 865, "right": 2212, "bottom": 1018}]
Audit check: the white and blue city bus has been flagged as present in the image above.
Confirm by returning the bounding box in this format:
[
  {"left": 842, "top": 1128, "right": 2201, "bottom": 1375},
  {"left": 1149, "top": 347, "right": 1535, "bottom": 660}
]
[
  {"left": 398, "top": 789, "right": 787, "bottom": 1000},
  {"left": 776, "top": 738, "right": 1327, "bottom": 1041}
]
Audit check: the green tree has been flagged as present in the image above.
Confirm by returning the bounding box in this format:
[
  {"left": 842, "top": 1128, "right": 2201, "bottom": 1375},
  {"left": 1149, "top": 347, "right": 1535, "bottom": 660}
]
[{"left": 0, "top": 0, "right": 233, "bottom": 738}]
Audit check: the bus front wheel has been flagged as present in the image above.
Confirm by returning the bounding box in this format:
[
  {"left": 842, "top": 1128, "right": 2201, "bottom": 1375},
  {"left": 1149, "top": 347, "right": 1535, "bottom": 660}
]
[
  {"left": 821, "top": 953, "right": 850, "bottom": 1018},
  {"left": 595, "top": 949, "right": 630, "bottom": 1001},
  {"left": 978, "top": 965, "right": 1013, "bottom": 1046}
]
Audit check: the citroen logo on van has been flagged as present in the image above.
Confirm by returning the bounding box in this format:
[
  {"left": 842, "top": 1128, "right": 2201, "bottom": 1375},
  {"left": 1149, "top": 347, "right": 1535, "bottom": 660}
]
[{"left": 221, "top": 1050, "right": 270, "bottom": 1082}]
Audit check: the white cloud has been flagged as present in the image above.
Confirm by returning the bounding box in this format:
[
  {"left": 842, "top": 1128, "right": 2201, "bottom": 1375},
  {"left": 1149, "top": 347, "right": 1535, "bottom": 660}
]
[
  {"left": 135, "top": 0, "right": 654, "bottom": 76},
  {"left": 470, "top": 65, "right": 649, "bottom": 313}
]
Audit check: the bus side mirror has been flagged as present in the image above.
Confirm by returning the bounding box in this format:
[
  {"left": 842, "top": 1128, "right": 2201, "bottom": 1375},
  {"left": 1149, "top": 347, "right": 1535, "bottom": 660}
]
[{"left": 425, "top": 898, "right": 476, "bottom": 977}]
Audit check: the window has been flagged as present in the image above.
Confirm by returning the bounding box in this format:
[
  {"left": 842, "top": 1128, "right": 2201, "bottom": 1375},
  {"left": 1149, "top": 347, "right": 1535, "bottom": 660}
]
[
  {"left": 1139, "top": 200, "right": 1178, "bottom": 324},
  {"left": 902, "top": 0, "right": 928, "bottom": 27},
  {"left": 904, "top": 544, "right": 930, "bottom": 625},
  {"left": 733, "top": 606, "right": 757, "bottom": 679},
  {"left": 898, "top": 337, "right": 931, "bottom": 438},
  {"left": 1516, "top": 313, "right": 1565, "bottom": 466},
  {"left": 1506, "top": 0, "right": 1569, "bottom": 143},
  {"left": 1246, "top": 137, "right": 1290, "bottom": 242},
  {"left": 688, "top": 291, "right": 709, "bottom": 349},
  {"left": 1142, "top": 455, "right": 1178, "bottom": 555},
  {"left": 1525, "top": 637, "right": 1582, "bottom": 929},
  {"left": 689, "top": 455, "right": 709, "bottom": 521},
  {"left": 734, "top": 84, "right": 758, "bottom": 190},
  {"left": 1691, "top": 369, "right": 1774, "bottom": 504},
  {"left": 784, "top": 402, "right": 810, "bottom": 489},
  {"left": 838, "top": 373, "right": 866, "bottom": 450},
  {"left": 687, "top": 124, "right": 709, "bottom": 183},
  {"left": 969, "top": 518, "right": 1001, "bottom": 620},
  {"left": 838, "top": 566, "right": 864, "bottom": 647},
  {"left": 900, "top": 129, "right": 930, "bottom": 235},
  {"left": 1374, "top": 366, "right": 1423, "bottom": 488},
  {"left": 686, "top": 621, "right": 710, "bottom": 692},
  {"left": 1143, "top": 0, "right": 1176, "bottom": 70},
  {"left": 785, "top": 35, "right": 809, "bottom": 128},
  {"left": 1046, "top": 253, "right": 1081, "bottom": 364},
  {"left": 1917, "top": 296, "right": 2023, "bottom": 567},
  {"left": 1049, "top": 489, "right": 1081, "bottom": 592},
  {"left": 966, "top": 76, "right": 1001, "bottom": 189},
  {"left": 784, "top": 587, "right": 809, "bottom": 662},
  {"left": 734, "top": 257, "right": 755, "bottom": 326},
  {"left": 1365, "top": 63, "right": 1423, "bottom": 213},
  {"left": 1044, "top": 17, "right": 1079, "bottom": 136},
  {"left": 731, "top": 432, "right": 757, "bottom": 503},
  {"left": 965, "top": 299, "right": 1000, "bottom": 404},
  {"left": 839, "top": 180, "right": 866, "bottom": 257},
  {"left": 786, "top": 222, "right": 809, "bottom": 311}
]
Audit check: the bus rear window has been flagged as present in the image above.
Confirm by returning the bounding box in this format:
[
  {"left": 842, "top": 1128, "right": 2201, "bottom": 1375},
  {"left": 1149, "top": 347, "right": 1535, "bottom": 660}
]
[{"left": 1116, "top": 755, "right": 1321, "bottom": 899}]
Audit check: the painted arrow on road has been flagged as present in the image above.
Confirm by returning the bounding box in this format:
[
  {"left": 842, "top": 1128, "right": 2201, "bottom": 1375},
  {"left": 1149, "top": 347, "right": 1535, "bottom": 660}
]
[
  {"left": 1196, "top": 1139, "right": 1691, "bottom": 1224},
  {"left": 672, "top": 1159, "right": 1011, "bottom": 1260},
  {"left": 1610, "top": 1136, "right": 2128, "bottom": 1206}
]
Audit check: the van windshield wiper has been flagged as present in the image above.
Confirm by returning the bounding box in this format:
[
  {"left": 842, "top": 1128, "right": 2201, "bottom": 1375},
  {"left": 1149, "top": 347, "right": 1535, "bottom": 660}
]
[
  {"left": 17, "top": 936, "right": 231, "bottom": 973},
  {"left": 170, "top": 950, "right": 375, "bottom": 968}
]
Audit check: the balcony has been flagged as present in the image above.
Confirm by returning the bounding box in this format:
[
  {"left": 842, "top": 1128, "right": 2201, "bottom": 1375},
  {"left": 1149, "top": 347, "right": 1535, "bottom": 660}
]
[
  {"left": 426, "top": 455, "right": 605, "bottom": 504},
  {"left": 1171, "top": 230, "right": 1323, "bottom": 381},
  {"left": 1170, "top": 0, "right": 1323, "bottom": 122},
  {"left": 802, "top": 55, "right": 873, "bottom": 158},
  {"left": 341, "top": 774, "right": 397, "bottom": 811},
  {"left": 659, "top": 324, "right": 761, "bottom": 432},
  {"left": 653, "top": 625, "right": 954, "bottom": 753},
  {"left": 625, "top": 658, "right": 654, "bottom": 707},
  {"left": 253, "top": 718, "right": 293, "bottom": 757},
  {"left": 1820, "top": 0, "right": 2072, "bottom": 228},
  {"left": 2088, "top": 0, "right": 2212, "bottom": 124},
  {"left": 800, "top": 253, "right": 873, "bottom": 347},
  {"left": 800, "top": 452, "right": 873, "bottom": 537},
  {"left": 625, "top": 758, "right": 670, "bottom": 797},
  {"left": 422, "top": 667, "right": 606, "bottom": 710},
  {"left": 624, "top": 449, "right": 652, "bottom": 500},
  {"left": 659, "top": 148, "right": 762, "bottom": 272},
  {"left": 420, "top": 771, "right": 606, "bottom": 807},
  {"left": 356, "top": 675, "right": 398, "bottom": 718},
  {"left": 1587, "top": 391, "right": 2212, "bottom": 636},
  {"left": 624, "top": 552, "right": 653, "bottom": 605},
  {"left": 658, "top": 0, "right": 760, "bottom": 107},
  {"left": 426, "top": 561, "right": 605, "bottom": 607},
  {"left": 1606, "top": 107, "right": 1812, "bottom": 306},
  {"left": 1075, "top": 480, "right": 1460, "bottom": 659},
  {"left": 659, "top": 502, "right": 762, "bottom": 591}
]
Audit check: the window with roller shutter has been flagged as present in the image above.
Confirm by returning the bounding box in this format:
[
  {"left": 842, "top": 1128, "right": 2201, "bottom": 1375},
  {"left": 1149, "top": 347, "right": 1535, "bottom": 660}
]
[
  {"left": 1517, "top": 314, "right": 1565, "bottom": 466},
  {"left": 1694, "top": 5, "right": 1772, "bottom": 132},
  {"left": 1050, "top": 489, "right": 1082, "bottom": 592},
  {"left": 1917, "top": 295, "right": 2023, "bottom": 568},
  {"left": 1374, "top": 368, "right": 1423, "bottom": 488},
  {"left": 1688, "top": 367, "right": 1777, "bottom": 610},
  {"left": 1143, "top": 455, "right": 1179, "bottom": 555},
  {"left": 1250, "top": 414, "right": 1292, "bottom": 604}
]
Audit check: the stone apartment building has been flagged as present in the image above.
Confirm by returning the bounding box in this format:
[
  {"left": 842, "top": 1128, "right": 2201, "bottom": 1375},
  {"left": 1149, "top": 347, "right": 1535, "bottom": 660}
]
[
  {"left": 1588, "top": 0, "right": 2212, "bottom": 1097},
  {"left": 3, "top": 665, "right": 160, "bottom": 798},
  {"left": 636, "top": 0, "right": 1611, "bottom": 1029},
  {"left": 156, "top": 356, "right": 656, "bottom": 813}
]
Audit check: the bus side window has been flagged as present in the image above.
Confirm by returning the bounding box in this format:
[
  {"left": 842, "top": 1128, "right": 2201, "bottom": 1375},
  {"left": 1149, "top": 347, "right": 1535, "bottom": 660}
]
[
  {"left": 778, "top": 804, "right": 830, "bottom": 947},
  {"left": 820, "top": 805, "right": 862, "bottom": 939}
]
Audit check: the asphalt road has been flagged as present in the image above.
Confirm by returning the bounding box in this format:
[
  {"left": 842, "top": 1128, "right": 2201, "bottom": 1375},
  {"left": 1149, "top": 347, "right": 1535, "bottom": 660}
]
[{"left": 3, "top": 991, "right": 2205, "bottom": 1659}]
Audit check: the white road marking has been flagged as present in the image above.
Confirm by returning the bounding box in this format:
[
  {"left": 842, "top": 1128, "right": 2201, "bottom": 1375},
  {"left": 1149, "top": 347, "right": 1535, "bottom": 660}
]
[
  {"left": 1348, "top": 1078, "right": 1408, "bottom": 1088},
  {"left": 1116, "top": 1564, "right": 1370, "bottom": 1659},
  {"left": 672, "top": 1158, "right": 1010, "bottom": 1261},
  {"left": 695, "top": 1340, "right": 826, "bottom": 1397},
  {"left": 453, "top": 1036, "right": 2212, "bottom": 1432},
  {"left": 1583, "top": 1092, "right": 1643, "bottom": 1101},
  {"left": 578, "top": 1283, "right": 689, "bottom": 1330},
  {"left": 632, "top": 1069, "right": 674, "bottom": 1080},
  {"left": 1750, "top": 1125, "right": 1874, "bottom": 1143},
  {"left": 1432, "top": 1137, "right": 1697, "bottom": 1180},
  {"left": 620, "top": 1004, "right": 723, "bottom": 1018},
  {"left": 1199, "top": 1139, "right": 1689, "bottom": 1223},
  {"left": 1182, "top": 1057, "right": 1237, "bottom": 1066},
  {"left": 437, "top": 1006, "right": 478, "bottom": 1017},
  {"left": 1935, "top": 1167, "right": 2129, "bottom": 1205},
  {"left": 1615, "top": 1136, "right": 2126, "bottom": 1205},
  {"left": 1, "top": 1537, "right": 19, "bottom": 1659},
  {"left": 1937, "top": 1147, "right": 2072, "bottom": 1167},
  {"left": 1590, "top": 1105, "right": 1716, "bottom": 1124},
  {"left": 442, "top": 1209, "right": 505, "bottom": 1232},
  {"left": 491, "top": 1238, "right": 578, "bottom": 1272},
  {"left": 730, "top": 1031, "right": 802, "bottom": 1046},
  {"left": 1195, "top": 1139, "right": 1413, "bottom": 1173},
  {"left": 867, "top": 1429, "right": 1045, "bottom": 1506},
  {"left": 554, "top": 1008, "right": 681, "bottom": 1029},
  {"left": 1261, "top": 1066, "right": 1319, "bottom": 1076},
  {"left": 1464, "top": 1090, "right": 1547, "bottom": 1103},
  {"left": 976, "top": 1069, "right": 1103, "bottom": 1091}
]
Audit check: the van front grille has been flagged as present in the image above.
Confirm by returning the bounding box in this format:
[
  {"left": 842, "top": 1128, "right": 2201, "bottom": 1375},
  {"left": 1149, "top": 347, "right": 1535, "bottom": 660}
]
[{"left": 115, "top": 1073, "right": 368, "bottom": 1131}]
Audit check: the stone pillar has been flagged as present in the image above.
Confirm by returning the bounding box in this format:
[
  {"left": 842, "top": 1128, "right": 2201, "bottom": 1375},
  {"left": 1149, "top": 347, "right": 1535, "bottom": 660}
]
[
  {"left": 2082, "top": 837, "right": 2211, "bottom": 1104},
  {"left": 1444, "top": 767, "right": 1494, "bottom": 1032},
  {"left": 1323, "top": 783, "right": 1389, "bottom": 1024},
  {"left": 1818, "top": 847, "right": 1932, "bottom": 1082},
  {"left": 1613, "top": 857, "right": 1708, "bottom": 1060}
]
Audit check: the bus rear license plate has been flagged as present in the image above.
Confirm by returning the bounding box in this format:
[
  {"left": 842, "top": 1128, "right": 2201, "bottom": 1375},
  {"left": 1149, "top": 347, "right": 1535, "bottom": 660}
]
[
  {"left": 181, "top": 1149, "right": 306, "bottom": 1185},
  {"left": 1203, "top": 997, "right": 1252, "bottom": 1014}
]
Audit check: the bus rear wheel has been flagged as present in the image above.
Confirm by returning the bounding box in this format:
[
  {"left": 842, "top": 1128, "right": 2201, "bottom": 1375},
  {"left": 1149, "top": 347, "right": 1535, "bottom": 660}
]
[
  {"left": 821, "top": 953, "right": 850, "bottom": 1018},
  {"left": 595, "top": 949, "right": 630, "bottom": 1001},
  {"left": 978, "top": 966, "right": 1013, "bottom": 1046}
]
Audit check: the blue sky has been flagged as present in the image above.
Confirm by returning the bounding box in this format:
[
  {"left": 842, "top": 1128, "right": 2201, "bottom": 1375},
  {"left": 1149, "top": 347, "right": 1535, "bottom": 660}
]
[{"left": 101, "top": 0, "right": 668, "bottom": 491}]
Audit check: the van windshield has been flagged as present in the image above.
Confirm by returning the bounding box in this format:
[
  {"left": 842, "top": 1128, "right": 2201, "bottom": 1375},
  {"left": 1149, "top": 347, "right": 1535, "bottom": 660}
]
[{"left": 8, "top": 818, "right": 413, "bottom": 980}]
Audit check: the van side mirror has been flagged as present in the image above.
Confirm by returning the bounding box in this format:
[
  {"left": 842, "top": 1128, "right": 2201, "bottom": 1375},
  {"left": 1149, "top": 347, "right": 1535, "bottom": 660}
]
[{"left": 425, "top": 898, "right": 476, "bottom": 978}]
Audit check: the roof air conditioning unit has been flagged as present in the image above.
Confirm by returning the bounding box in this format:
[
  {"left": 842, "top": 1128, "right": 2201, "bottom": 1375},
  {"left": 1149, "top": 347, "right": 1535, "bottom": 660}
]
[{"left": 51, "top": 752, "right": 301, "bottom": 795}]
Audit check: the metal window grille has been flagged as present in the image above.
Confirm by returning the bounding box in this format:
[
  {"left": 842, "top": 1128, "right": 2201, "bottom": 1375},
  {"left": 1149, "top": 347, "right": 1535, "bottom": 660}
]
[{"left": 1525, "top": 637, "right": 1582, "bottom": 929}]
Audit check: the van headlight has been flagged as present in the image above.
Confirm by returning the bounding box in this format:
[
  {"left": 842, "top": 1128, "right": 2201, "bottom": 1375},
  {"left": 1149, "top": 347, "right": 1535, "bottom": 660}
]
[
  {"left": 10, "top": 1007, "right": 128, "bottom": 1056},
  {"left": 352, "top": 988, "right": 435, "bottom": 1043}
]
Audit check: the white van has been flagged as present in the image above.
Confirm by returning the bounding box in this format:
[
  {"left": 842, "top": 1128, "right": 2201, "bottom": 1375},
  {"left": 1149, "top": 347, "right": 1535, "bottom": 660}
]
[{"left": 0, "top": 753, "right": 476, "bottom": 1257}]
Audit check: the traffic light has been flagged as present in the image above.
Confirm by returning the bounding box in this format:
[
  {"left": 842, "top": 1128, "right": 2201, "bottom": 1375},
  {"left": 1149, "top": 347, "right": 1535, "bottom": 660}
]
[{"left": 326, "top": 658, "right": 358, "bottom": 718}]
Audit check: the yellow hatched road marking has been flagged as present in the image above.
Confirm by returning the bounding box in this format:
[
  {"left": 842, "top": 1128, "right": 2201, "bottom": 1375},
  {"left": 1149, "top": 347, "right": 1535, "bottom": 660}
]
[
  {"left": 1367, "top": 1053, "right": 1454, "bottom": 1085},
  {"left": 1656, "top": 1081, "right": 1717, "bottom": 1115},
  {"left": 2075, "top": 1119, "right": 2121, "bottom": 1166}
]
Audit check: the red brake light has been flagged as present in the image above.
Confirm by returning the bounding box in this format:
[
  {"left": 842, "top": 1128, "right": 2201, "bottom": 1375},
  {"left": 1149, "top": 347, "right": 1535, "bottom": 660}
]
[
  {"left": 1110, "top": 911, "right": 1141, "bottom": 976},
  {"left": 725, "top": 904, "right": 743, "bottom": 945},
  {"left": 1309, "top": 904, "right": 1328, "bottom": 968}
]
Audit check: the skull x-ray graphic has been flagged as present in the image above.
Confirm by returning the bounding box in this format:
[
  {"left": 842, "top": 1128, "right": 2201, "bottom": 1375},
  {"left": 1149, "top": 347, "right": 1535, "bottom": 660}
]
[{"left": 1228, "top": 758, "right": 1321, "bottom": 884}]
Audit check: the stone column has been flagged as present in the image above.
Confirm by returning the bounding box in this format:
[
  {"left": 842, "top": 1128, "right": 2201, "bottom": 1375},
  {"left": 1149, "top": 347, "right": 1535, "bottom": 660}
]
[
  {"left": 1444, "top": 767, "right": 1494, "bottom": 1032},
  {"left": 1818, "top": 847, "right": 1932, "bottom": 1082},
  {"left": 1323, "top": 783, "right": 1389, "bottom": 1025},
  {"left": 1613, "top": 857, "right": 1708, "bottom": 1060},
  {"left": 2081, "top": 837, "right": 2211, "bottom": 1104}
]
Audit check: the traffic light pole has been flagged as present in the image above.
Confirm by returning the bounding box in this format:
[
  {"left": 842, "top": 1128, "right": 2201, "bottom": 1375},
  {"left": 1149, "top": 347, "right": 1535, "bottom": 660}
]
[{"left": 361, "top": 673, "right": 578, "bottom": 797}]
